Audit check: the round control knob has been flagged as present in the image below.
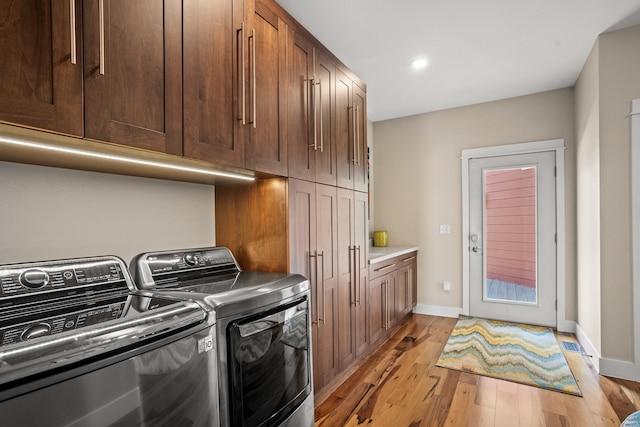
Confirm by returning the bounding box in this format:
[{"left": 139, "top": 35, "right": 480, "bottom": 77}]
[
  {"left": 19, "top": 269, "right": 50, "bottom": 289},
  {"left": 183, "top": 253, "right": 199, "bottom": 266},
  {"left": 21, "top": 323, "right": 51, "bottom": 341}
]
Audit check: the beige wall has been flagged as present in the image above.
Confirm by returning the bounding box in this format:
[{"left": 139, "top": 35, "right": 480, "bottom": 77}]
[
  {"left": 597, "top": 25, "right": 640, "bottom": 361},
  {"left": 372, "top": 88, "right": 577, "bottom": 319},
  {"left": 575, "top": 41, "right": 602, "bottom": 354},
  {"left": 0, "top": 161, "right": 216, "bottom": 265}
]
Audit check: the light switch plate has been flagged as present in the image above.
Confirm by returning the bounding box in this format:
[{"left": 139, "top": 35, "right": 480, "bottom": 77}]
[{"left": 439, "top": 224, "right": 451, "bottom": 234}]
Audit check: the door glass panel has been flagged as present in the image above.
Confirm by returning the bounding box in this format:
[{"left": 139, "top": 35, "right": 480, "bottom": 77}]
[{"left": 483, "top": 166, "right": 537, "bottom": 304}]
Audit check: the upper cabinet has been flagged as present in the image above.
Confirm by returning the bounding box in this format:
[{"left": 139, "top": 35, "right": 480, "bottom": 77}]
[
  {"left": 83, "top": 0, "right": 183, "bottom": 155},
  {"left": 0, "top": 1, "right": 83, "bottom": 136},
  {"left": 336, "top": 68, "right": 368, "bottom": 192},
  {"left": 0, "top": 0, "right": 365, "bottom": 182},
  {"left": 183, "top": 0, "right": 245, "bottom": 167},
  {"left": 242, "top": 0, "right": 288, "bottom": 175},
  {"left": 287, "top": 31, "right": 337, "bottom": 186}
]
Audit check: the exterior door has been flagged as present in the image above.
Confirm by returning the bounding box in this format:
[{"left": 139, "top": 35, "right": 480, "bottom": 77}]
[{"left": 469, "top": 151, "right": 557, "bottom": 327}]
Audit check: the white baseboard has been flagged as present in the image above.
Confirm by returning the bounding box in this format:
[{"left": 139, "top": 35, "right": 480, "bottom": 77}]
[
  {"left": 575, "top": 322, "right": 601, "bottom": 373},
  {"left": 599, "top": 358, "right": 638, "bottom": 381},
  {"left": 557, "top": 319, "right": 576, "bottom": 334},
  {"left": 413, "top": 304, "right": 463, "bottom": 318}
]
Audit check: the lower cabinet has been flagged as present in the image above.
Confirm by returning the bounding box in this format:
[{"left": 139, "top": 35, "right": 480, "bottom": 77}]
[{"left": 368, "top": 251, "right": 418, "bottom": 346}]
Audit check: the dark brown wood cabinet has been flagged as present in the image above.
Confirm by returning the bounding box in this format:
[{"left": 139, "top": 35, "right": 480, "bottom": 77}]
[
  {"left": 287, "top": 31, "right": 337, "bottom": 186},
  {"left": 335, "top": 68, "right": 368, "bottom": 192},
  {"left": 368, "top": 251, "right": 418, "bottom": 346},
  {"left": 288, "top": 179, "right": 339, "bottom": 391},
  {"left": 183, "top": 0, "right": 245, "bottom": 167},
  {"left": 83, "top": 0, "right": 183, "bottom": 155},
  {"left": 0, "top": 0, "right": 83, "bottom": 136},
  {"left": 337, "top": 189, "right": 369, "bottom": 370},
  {"left": 242, "top": 0, "right": 288, "bottom": 175}
]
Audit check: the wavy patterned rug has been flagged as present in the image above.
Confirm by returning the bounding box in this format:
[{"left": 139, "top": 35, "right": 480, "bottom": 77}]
[{"left": 436, "top": 316, "right": 581, "bottom": 396}]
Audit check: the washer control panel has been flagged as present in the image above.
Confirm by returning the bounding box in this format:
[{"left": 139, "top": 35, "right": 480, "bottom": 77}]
[{"left": 0, "top": 256, "right": 130, "bottom": 300}]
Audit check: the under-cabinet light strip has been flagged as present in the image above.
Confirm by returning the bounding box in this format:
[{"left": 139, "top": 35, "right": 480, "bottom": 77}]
[{"left": 0, "top": 135, "right": 255, "bottom": 182}]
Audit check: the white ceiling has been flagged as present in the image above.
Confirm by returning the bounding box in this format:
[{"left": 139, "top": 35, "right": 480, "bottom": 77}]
[{"left": 275, "top": 0, "right": 640, "bottom": 122}]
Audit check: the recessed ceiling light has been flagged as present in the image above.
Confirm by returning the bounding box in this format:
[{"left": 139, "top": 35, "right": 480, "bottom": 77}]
[{"left": 411, "top": 58, "right": 428, "bottom": 70}]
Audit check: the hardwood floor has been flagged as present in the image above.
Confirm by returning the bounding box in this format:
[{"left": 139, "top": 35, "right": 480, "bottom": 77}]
[{"left": 314, "top": 314, "right": 640, "bottom": 426}]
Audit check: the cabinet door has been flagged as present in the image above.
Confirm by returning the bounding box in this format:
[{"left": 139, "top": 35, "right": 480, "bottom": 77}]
[
  {"left": 84, "top": 0, "right": 182, "bottom": 155},
  {"left": 314, "top": 49, "right": 337, "bottom": 186},
  {"left": 368, "top": 274, "right": 388, "bottom": 346},
  {"left": 314, "top": 183, "right": 339, "bottom": 390},
  {"left": 337, "top": 188, "right": 356, "bottom": 369},
  {"left": 354, "top": 191, "right": 369, "bottom": 356},
  {"left": 335, "top": 68, "right": 353, "bottom": 189},
  {"left": 286, "top": 30, "right": 314, "bottom": 181},
  {"left": 244, "top": 0, "right": 287, "bottom": 175},
  {"left": 353, "top": 82, "right": 368, "bottom": 193},
  {"left": 288, "top": 179, "right": 318, "bottom": 384},
  {"left": 397, "top": 265, "right": 411, "bottom": 318},
  {"left": 0, "top": 0, "right": 83, "bottom": 136},
  {"left": 183, "top": 0, "right": 244, "bottom": 167}
]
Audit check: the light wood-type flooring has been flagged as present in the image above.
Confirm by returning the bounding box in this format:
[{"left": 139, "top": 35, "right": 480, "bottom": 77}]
[{"left": 314, "top": 314, "right": 640, "bottom": 426}]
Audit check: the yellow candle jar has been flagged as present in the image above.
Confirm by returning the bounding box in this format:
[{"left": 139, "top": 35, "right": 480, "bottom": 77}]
[{"left": 373, "top": 231, "right": 388, "bottom": 247}]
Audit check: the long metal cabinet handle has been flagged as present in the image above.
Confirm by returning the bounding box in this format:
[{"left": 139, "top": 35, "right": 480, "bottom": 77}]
[
  {"left": 402, "top": 256, "right": 416, "bottom": 263},
  {"left": 384, "top": 279, "right": 389, "bottom": 329},
  {"left": 309, "top": 252, "right": 318, "bottom": 325},
  {"left": 374, "top": 263, "right": 396, "bottom": 273},
  {"left": 318, "top": 79, "right": 324, "bottom": 153},
  {"left": 69, "top": 0, "right": 77, "bottom": 64},
  {"left": 355, "top": 105, "right": 360, "bottom": 165},
  {"left": 351, "top": 104, "right": 356, "bottom": 164},
  {"left": 99, "top": 0, "right": 105, "bottom": 75},
  {"left": 310, "top": 76, "right": 317, "bottom": 150},
  {"left": 356, "top": 245, "right": 361, "bottom": 305},
  {"left": 349, "top": 246, "right": 356, "bottom": 305},
  {"left": 238, "top": 22, "right": 246, "bottom": 125},
  {"left": 318, "top": 251, "right": 325, "bottom": 324},
  {"left": 251, "top": 28, "right": 256, "bottom": 129}
]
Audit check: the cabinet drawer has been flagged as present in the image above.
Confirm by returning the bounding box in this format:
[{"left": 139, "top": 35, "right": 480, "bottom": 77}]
[{"left": 369, "top": 251, "right": 417, "bottom": 279}]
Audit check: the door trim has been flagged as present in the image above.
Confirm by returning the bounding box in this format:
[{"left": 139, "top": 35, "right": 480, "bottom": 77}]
[{"left": 461, "top": 139, "right": 568, "bottom": 331}]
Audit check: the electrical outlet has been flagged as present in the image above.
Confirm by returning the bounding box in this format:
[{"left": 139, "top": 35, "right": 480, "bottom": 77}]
[
  {"left": 439, "top": 224, "right": 451, "bottom": 234},
  {"left": 443, "top": 281, "right": 451, "bottom": 292}
]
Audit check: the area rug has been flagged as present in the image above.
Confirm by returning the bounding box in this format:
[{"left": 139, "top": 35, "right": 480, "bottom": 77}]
[{"left": 436, "top": 316, "right": 581, "bottom": 396}]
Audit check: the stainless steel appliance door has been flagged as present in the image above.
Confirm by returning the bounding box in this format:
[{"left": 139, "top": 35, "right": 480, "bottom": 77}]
[
  {"left": 227, "top": 296, "right": 311, "bottom": 427},
  {"left": 0, "top": 324, "right": 219, "bottom": 427}
]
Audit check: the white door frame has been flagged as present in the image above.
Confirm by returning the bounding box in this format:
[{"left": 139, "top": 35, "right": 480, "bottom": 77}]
[
  {"left": 631, "top": 99, "right": 640, "bottom": 378},
  {"left": 461, "top": 139, "right": 568, "bottom": 331}
]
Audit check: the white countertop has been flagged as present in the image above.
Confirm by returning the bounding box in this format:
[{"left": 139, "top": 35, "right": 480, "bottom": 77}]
[{"left": 368, "top": 246, "right": 419, "bottom": 264}]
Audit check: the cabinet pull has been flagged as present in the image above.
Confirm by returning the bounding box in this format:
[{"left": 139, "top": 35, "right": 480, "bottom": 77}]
[
  {"left": 69, "top": 0, "right": 77, "bottom": 65},
  {"left": 349, "top": 246, "right": 356, "bottom": 305},
  {"left": 250, "top": 28, "right": 256, "bottom": 129},
  {"left": 238, "top": 22, "right": 246, "bottom": 125},
  {"left": 356, "top": 245, "right": 361, "bottom": 305},
  {"left": 309, "top": 252, "right": 318, "bottom": 325},
  {"left": 99, "top": 0, "right": 105, "bottom": 75},
  {"left": 355, "top": 104, "right": 360, "bottom": 165},
  {"left": 402, "top": 256, "right": 416, "bottom": 263},
  {"left": 318, "top": 79, "right": 324, "bottom": 153},
  {"left": 310, "top": 76, "right": 317, "bottom": 150},
  {"left": 318, "top": 251, "right": 325, "bottom": 324},
  {"left": 385, "top": 279, "right": 389, "bottom": 329},
  {"left": 374, "top": 263, "right": 395, "bottom": 273},
  {"left": 351, "top": 104, "right": 356, "bottom": 164}
]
